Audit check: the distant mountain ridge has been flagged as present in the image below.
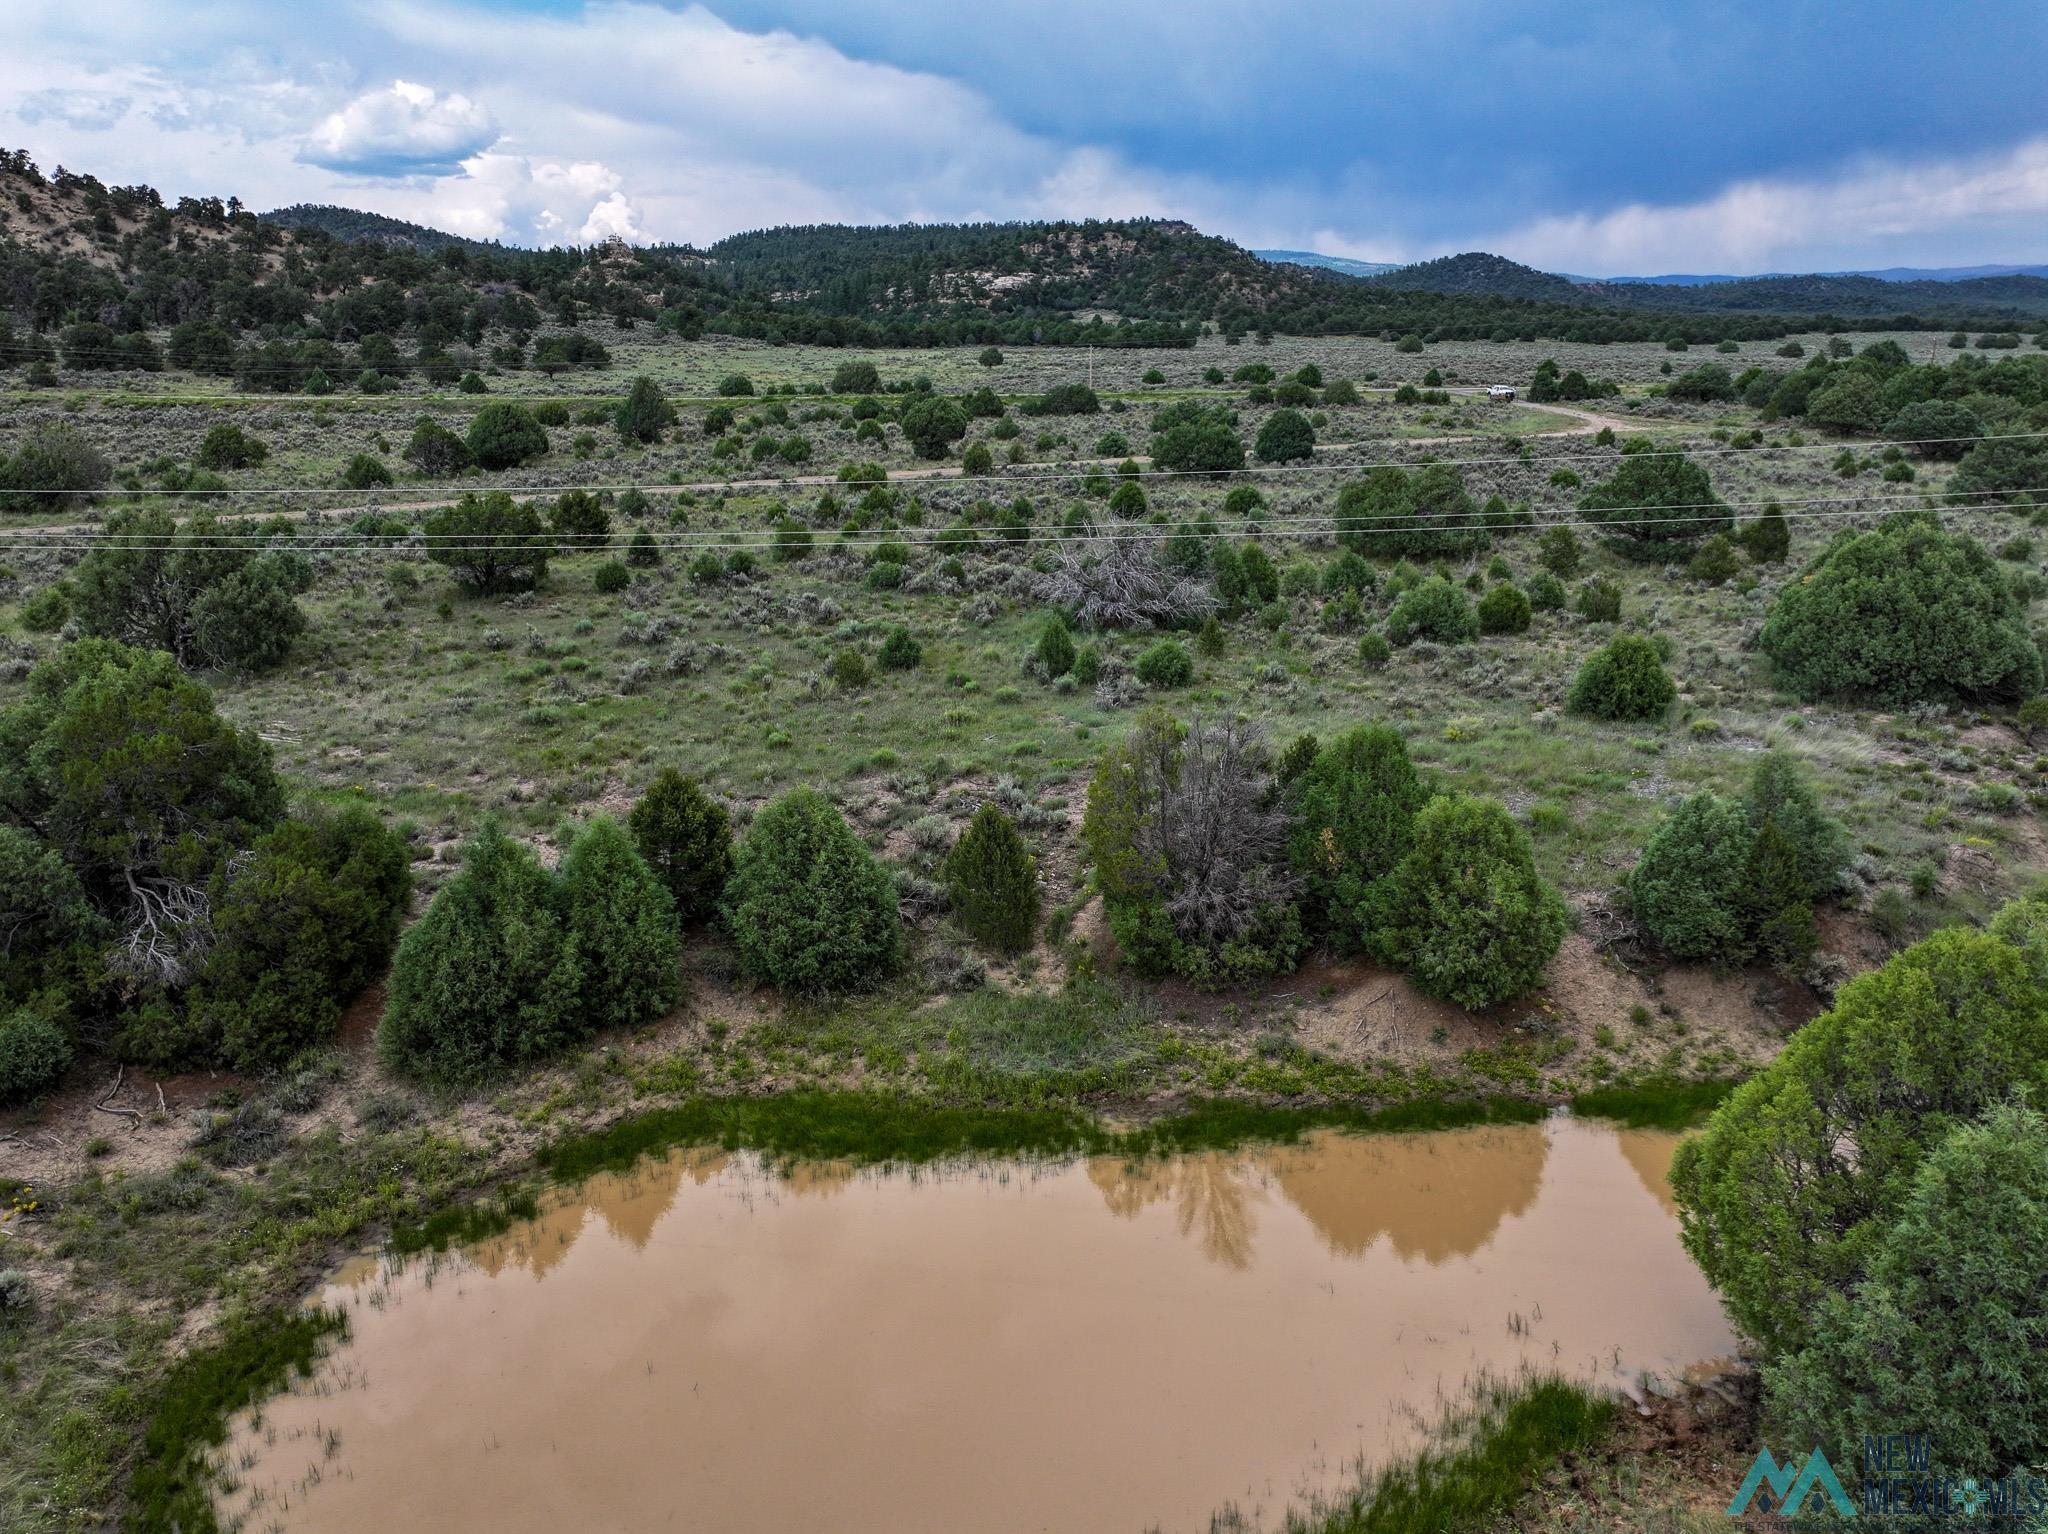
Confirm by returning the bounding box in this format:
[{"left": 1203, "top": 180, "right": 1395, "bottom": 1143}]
[
  {"left": 1252, "top": 249, "right": 1404, "bottom": 278},
  {"left": 1591, "top": 263, "right": 2048, "bottom": 285},
  {"left": 253, "top": 205, "right": 2048, "bottom": 319},
  {"left": 1366, "top": 252, "right": 1584, "bottom": 303},
  {"left": 7, "top": 148, "right": 2045, "bottom": 351},
  {"left": 257, "top": 203, "right": 503, "bottom": 253},
  {"left": 1245, "top": 243, "right": 2048, "bottom": 303}
]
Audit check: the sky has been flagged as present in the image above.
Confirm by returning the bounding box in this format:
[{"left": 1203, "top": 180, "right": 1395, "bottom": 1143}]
[{"left": 5, "top": 0, "right": 2048, "bottom": 274}]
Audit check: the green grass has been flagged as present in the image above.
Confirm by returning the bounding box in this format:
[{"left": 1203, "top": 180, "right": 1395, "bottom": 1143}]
[
  {"left": 126, "top": 1306, "right": 349, "bottom": 1534},
  {"left": 1113, "top": 1094, "right": 1546, "bottom": 1155},
  {"left": 538, "top": 1090, "right": 1098, "bottom": 1180},
  {"left": 1569, "top": 1077, "right": 1741, "bottom": 1131},
  {"left": 388, "top": 1188, "right": 542, "bottom": 1256},
  {"left": 1272, "top": 1375, "right": 1617, "bottom": 1534},
  {"left": 535, "top": 1087, "right": 1550, "bottom": 1184}
]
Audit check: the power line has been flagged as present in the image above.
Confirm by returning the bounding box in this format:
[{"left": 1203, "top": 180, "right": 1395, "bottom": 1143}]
[
  {"left": 4, "top": 495, "right": 2035, "bottom": 557},
  {"left": 24, "top": 482, "right": 2041, "bottom": 547},
  {"left": 6, "top": 427, "right": 2039, "bottom": 500}
]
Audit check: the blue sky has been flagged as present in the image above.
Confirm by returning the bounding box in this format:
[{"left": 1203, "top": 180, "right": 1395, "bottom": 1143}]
[{"left": 5, "top": 0, "right": 2048, "bottom": 272}]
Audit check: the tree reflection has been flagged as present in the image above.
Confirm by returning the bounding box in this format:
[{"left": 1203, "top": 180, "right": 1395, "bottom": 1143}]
[
  {"left": 1089, "top": 1124, "right": 1551, "bottom": 1269},
  {"left": 1088, "top": 1151, "right": 1263, "bottom": 1269}
]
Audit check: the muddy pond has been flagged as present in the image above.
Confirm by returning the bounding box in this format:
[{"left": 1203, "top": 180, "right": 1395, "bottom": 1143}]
[{"left": 217, "top": 1114, "right": 1734, "bottom": 1533}]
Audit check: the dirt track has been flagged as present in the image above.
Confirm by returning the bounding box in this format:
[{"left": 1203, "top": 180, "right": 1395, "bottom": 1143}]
[{"left": 0, "top": 395, "right": 1639, "bottom": 542}]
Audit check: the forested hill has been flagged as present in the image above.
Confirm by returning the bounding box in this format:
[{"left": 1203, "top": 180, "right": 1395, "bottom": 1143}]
[
  {"left": 257, "top": 204, "right": 503, "bottom": 254},
  {"left": 1576, "top": 270, "right": 2048, "bottom": 317},
  {"left": 5, "top": 146, "right": 2047, "bottom": 354},
  {"left": 706, "top": 218, "right": 1290, "bottom": 323},
  {"left": 1367, "top": 253, "right": 1585, "bottom": 303},
  {"left": 1362, "top": 251, "right": 2048, "bottom": 319}
]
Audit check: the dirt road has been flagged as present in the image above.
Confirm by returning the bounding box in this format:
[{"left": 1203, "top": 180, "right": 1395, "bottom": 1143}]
[{"left": 0, "top": 394, "right": 1638, "bottom": 542}]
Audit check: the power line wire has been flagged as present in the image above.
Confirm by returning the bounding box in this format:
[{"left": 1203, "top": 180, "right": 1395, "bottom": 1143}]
[
  {"left": 4, "top": 495, "right": 2035, "bottom": 556},
  {"left": 24, "top": 485, "right": 2039, "bottom": 548},
  {"left": 6, "top": 428, "right": 2039, "bottom": 499}
]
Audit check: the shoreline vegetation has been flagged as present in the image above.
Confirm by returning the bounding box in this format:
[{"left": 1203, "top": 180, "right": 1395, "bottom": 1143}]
[{"left": 1240, "top": 1374, "right": 1621, "bottom": 1534}]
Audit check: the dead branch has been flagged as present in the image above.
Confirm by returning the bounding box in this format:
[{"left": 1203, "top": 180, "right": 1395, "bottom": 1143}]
[
  {"left": 93, "top": 1065, "right": 143, "bottom": 1129},
  {"left": 109, "top": 871, "right": 212, "bottom": 987},
  {"left": 1137, "top": 716, "right": 1301, "bottom": 946},
  {"left": 1035, "top": 537, "right": 1217, "bottom": 631}
]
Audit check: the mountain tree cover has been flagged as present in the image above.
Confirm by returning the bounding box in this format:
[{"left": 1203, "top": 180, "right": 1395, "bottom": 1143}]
[
  {"left": 15, "top": 152, "right": 2043, "bottom": 365},
  {"left": 1626, "top": 753, "right": 1846, "bottom": 966},
  {"left": 72, "top": 510, "right": 309, "bottom": 671},
  {"left": 1675, "top": 895, "right": 2048, "bottom": 1475},
  {"left": 1760, "top": 512, "right": 2043, "bottom": 704},
  {"left": 724, "top": 788, "right": 902, "bottom": 992},
  {"left": 0, "top": 642, "right": 408, "bottom": 1091},
  {"left": 379, "top": 815, "right": 679, "bottom": 1084},
  {"left": 1577, "top": 443, "right": 1731, "bottom": 553}
]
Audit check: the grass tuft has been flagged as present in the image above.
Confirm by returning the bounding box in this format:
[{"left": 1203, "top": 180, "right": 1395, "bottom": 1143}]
[
  {"left": 127, "top": 1306, "right": 349, "bottom": 1534},
  {"left": 1569, "top": 1077, "right": 1739, "bottom": 1131},
  {"left": 1276, "top": 1375, "right": 1616, "bottom": 1534},
  {"left": 388, "top": 1188, "right": 542, "bottom": 1255},
  {"left": 535, "top": 1088, "right": 1549, "bottom": 1184}
]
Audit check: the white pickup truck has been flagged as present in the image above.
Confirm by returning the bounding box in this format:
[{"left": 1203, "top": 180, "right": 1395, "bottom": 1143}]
[{"left": 1486, "top": 384, "right": 1517, "bottom": 402}]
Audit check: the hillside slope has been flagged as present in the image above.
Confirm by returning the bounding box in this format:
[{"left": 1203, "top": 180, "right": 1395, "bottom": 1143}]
[
  {"left": 258, "top": 203, "right": 503, "bottom": 253},
  {"left": 1253, "top": 249, "right": 1405, "bottom": 279},
  {"left": 5, "top": 147, "right": 2045, "bottom": 351}
]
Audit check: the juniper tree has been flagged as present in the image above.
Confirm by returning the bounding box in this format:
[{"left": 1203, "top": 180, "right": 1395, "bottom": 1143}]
[{"left": 944, "top": 804, "right": 1039, "bottom": 953}]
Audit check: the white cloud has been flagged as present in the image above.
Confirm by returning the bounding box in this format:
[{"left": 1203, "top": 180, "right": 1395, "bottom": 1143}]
[
  {"left": 4, "top": 0, "right": 2048, "bottom": 269},
  {"left": 302, "top": 79, "right": 498, "bottom": 176},
  {"left": 356, "top": 153, "right": 648, "bottom": 247},
  {"left": 1473, "top": 138, "right": 2048, "bottom": 275},
  {"left": 16, "top": 90, "right": 133, "bottom": 132}
]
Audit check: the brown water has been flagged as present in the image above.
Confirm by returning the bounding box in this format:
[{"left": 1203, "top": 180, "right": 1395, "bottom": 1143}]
[{"left": 217, "top": 1116, "right": 1733, "bottom": 1534}]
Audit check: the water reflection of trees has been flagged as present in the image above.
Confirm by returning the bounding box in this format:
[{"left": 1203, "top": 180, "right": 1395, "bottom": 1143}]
[
  {"left": 1088, "top": 1125, "right": 1551, "bottom": 1269},
  {"left": 1087, "top": 1153, "right": 1263, "bottom": 1269},
  {"left": 460, "top": 1126, "right": 1568, "bottom": 1284},
  {"left": 1612, "top": 1130, "right": 1679, "bottom": 1218},
  {"left": 468, "top": 1148, "right": 732, "bottom": 1278}
]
